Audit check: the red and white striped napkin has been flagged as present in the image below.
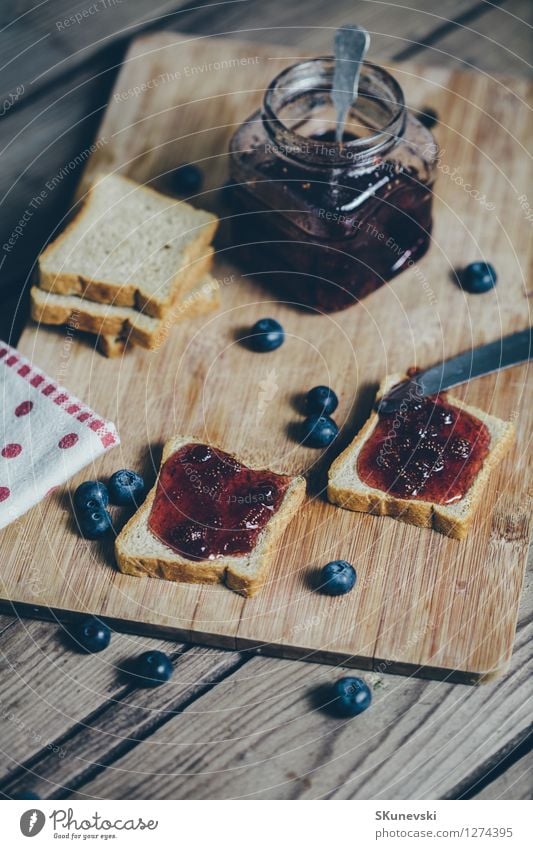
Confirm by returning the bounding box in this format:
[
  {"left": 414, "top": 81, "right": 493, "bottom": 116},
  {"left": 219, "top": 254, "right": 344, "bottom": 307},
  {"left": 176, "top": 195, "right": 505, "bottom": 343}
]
[{"left": 0, "top": 341, "right": 119, "bottom": 530}]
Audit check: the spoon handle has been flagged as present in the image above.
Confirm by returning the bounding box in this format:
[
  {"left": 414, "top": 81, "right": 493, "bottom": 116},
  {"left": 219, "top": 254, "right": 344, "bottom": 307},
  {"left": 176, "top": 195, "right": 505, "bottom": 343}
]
[{"left": 333, "top": 25, "right": 370, "bottom": 143}]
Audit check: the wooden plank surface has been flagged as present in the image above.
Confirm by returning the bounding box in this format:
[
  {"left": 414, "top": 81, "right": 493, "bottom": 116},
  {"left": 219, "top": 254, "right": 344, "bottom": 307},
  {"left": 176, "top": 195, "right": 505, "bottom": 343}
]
[
  {"left": 0, "top": 0, "right": 197, "bottom": 103},
  {"left": 174, "top": 0, "right": 478, "bottom": 54},
  {"left": 0, "top": 620, "right": 242, "bottom": 797},
  {"left": 0, "top": 33, "right": 530, "bottom": 684},
  {"left": 67, "top": 610, "right": 532, "bottom": 800},
  {"left": 1, "top": 557, "right": 529, "bottom": 799},
  {"left": 0, "top": 55, "right": 122, "bottom": 303},
  {"left": 0, "top": 0, "right": 491, "bottom": 104},
  {"left": 410, "top": 1, "right": 533, "bottom": 77},
  {"left": 0, "top": 615, "right": 188, "bottom": 783},
  {"left": 473, "top": 754, "right": 533, "bottom": 800},
  {"left": 0, "top": 548, "right": 533, "bottom": 799}
]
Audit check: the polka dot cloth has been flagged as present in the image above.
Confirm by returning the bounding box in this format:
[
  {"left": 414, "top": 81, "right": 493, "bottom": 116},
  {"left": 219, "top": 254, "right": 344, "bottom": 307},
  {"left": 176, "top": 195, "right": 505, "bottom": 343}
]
[
  {"left": 0, "top": 342, "right": 119, "bottom": 530},
  {"left": 2, "top": 443, "right": 22, "bottom": 458}
]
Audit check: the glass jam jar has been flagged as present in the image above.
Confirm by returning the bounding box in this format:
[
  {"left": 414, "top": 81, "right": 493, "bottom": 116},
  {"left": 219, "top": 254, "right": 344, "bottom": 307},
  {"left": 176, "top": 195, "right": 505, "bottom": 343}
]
[{"left": 228, "top": 57, "right": 438, "bottom": 312}]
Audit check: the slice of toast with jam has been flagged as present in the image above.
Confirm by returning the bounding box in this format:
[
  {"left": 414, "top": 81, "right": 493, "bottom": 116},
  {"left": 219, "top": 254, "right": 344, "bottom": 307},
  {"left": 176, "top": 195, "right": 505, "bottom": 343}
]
[
  {"left": 115, "top": 436, "right": 306, "bottom": 596},
  {"left": 328, "top": 374, "right": 515, "bottom": 539}
]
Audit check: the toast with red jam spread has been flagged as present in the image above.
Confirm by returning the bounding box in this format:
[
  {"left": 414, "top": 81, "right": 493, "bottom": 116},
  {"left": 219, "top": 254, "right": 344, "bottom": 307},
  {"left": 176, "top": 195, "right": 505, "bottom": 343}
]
[
  {"left": 115, "top": 436, "right": 306, "bottom": 596},
  {"left": 328, "top": 374, "right": 515, "bottom": 539}
]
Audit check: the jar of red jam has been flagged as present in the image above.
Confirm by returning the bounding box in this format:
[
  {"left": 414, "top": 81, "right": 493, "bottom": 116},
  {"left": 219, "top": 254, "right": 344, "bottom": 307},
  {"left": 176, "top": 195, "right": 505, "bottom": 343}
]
[{"left": 228, "top": 57, "right": 438, "bottom": 312}]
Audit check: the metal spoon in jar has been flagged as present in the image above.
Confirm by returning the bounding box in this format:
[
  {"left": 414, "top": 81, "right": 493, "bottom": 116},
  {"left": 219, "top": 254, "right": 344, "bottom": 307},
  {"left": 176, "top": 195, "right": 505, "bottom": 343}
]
[{"left": 333, "top": 24, "right": 371, "bottom": 143}]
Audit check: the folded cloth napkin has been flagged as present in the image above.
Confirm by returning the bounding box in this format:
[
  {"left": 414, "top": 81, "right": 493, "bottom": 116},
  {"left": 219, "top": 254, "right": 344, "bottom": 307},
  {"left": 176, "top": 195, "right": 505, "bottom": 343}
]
[{"left": 0, "top": 341, "right": 119, "bottom": 530}]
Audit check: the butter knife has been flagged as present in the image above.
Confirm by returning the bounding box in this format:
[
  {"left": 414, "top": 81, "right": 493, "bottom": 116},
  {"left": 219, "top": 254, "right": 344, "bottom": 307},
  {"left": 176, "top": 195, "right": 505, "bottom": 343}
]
[{"left": 378, "top": 328, "right": 532, "bottom": 414}]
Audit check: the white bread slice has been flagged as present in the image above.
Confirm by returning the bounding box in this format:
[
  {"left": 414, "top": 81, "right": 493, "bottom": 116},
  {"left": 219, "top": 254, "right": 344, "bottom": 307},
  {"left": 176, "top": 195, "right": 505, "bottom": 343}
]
[
  {"left": 328, "top": 373, "right": 515, "bottom": 540},
  {"left": 96, "top": 279, "right": 219, "bottom": 357},
  {"left": 38, "top": 173, "right": 218, "bottom": 318},
  {"left": 31, "top": 271, "right": 219, "bottom": 352},
  {"left": 115, "top": 435, "right": 306, "bottom": 597}
]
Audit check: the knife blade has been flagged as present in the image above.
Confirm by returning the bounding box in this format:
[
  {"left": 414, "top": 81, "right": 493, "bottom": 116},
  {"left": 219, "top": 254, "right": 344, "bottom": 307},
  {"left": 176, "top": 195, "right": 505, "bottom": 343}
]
[{"left": 377, "top": 327, "right": 532, "bottom": 414}]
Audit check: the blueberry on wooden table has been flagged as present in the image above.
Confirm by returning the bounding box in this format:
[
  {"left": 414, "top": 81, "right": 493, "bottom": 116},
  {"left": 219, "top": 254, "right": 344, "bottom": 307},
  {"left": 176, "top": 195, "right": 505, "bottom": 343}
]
[
  {"left": 301, "top": 414, "right": 339, "bottom": 448},
  {"left": 134, "top": 651, "right": 173, "bottom": 687},
  {"left": 459, "top": 262, "right": 497, "bottom": 294},
  {"left": 108, "top": 469, "right": 145, "bottom": 507},
  {"left": 306, "top": 385, "right": 338, "bottom": 416},
  {"left": 248, "top": 318, "right": 285, "bottom": 352},
  {"left": 333, "top": 676, "right": 372, "bottom": 717},
  {"left": 78, "top": 508, "right": 114, "bottom": 539},
  {"left": 74, "top": 480, "right": 109, "bottom": 512},
  {"left": 417, "top": 106, "right": 438, "bottom": 128},
  {"left": 171, "top": 163, "right": 203, "bottom": 195},
  {"left": 70, "top": 616, "right": 111, "bottom": 653},
  {"left": 320, "top": 560, "right": 356, "bottom": 596}
]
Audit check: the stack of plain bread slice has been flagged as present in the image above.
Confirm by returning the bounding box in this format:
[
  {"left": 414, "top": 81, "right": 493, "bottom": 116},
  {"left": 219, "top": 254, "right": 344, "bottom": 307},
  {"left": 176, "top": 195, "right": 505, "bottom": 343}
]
[{"left": 31, "top": 173, "right": 219, "bottom": 355}]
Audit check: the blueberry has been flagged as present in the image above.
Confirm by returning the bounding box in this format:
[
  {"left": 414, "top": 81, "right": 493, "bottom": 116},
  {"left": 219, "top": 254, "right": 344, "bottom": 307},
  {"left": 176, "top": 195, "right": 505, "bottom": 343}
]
[
  {"left": 333, "top": 676, "right": 372, "bottom": 717},
  {"left": 70, "top": 616, "right": 111, "bottom": 653},
  {"left": 78, "top": 508, "right": 113, "bottom": 539},
  {"left": 249, "top": 318, "right": 285, "bottom": 352},
  {"left": 320, "top": 560, "right": 356, "bottom": 596},
  {"left": 460, "top": 262, "right": 497, "bottom": 294},
  {"left": 74, "top": 480, "right": 109, "bottom": 513},
  {"left": 301, "top": 414, "right": 339, "bottom": 448},
  {"left": 417, "top": 106, "right": 438, "bottom": 129},
  {"left": 108, "top": 469, "right": 145, "bottom": 507},
  {"left": 171, "top": 163, "right": 203, "bottom": 195},
  {"left": 134, "top": 650, "right": 173, "bottom": 687},
  {"left": 306, "top": 385, "right": 338, "bottom": 416}
]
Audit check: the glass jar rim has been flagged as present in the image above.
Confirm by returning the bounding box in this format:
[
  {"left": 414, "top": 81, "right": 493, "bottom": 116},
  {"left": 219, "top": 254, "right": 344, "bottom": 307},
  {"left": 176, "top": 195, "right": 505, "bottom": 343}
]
[{"left": 262, "top": 57, "right": 406, "bottom": 166}]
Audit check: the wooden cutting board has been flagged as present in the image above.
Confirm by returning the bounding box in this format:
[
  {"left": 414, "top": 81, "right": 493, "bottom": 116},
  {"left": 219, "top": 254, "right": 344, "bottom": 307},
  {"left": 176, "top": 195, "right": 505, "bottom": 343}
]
[{"left": 1, "top": 33, "right": 531, "bottom": 683}]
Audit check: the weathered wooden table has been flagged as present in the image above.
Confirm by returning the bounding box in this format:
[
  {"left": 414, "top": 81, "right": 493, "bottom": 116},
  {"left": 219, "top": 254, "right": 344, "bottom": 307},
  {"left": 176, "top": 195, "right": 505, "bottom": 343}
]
[{"left": 0, "top": 0, "right": 531, "bottom": 800}]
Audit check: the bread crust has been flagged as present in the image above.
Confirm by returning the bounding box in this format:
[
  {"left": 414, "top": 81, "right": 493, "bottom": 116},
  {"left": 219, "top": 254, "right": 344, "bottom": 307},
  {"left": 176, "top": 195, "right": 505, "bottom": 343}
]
[
  {"left": 115, "top": 436, "right": 306, "bottom": 596},
  {"left": 31, "top": 265, "right": 218, "bottom": 353},
  {"left": 96, "top": 280, "right": 219, "bottom": 357},
  {"left": 96, "top": 335, "right": 130, "bottom": 358},
  {"left": 327, "top": 374, "right": 515, "bottom": 540},
  {"left": 38, "top": 175, "right": 218, "bottom": 318},
  {"left": 96, "top": 272, "right": 220, "bottom": 359}
]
